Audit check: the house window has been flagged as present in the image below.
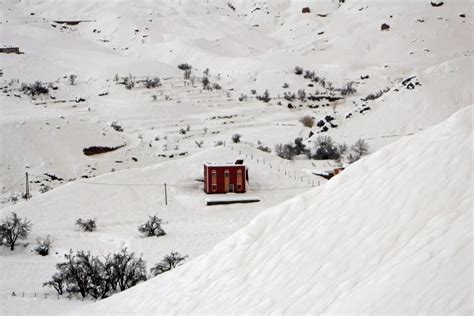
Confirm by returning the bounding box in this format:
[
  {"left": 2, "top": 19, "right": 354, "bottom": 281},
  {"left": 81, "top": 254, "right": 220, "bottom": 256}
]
[{"left": 211, "top": 170, "right": 217, "bottom": 192}]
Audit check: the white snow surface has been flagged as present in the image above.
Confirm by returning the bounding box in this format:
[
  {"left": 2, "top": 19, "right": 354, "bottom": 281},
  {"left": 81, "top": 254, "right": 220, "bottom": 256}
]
[
  {"left": 0, "top": 0, "right": 473, "bottom": 314},
  {"left": 80, "top": 106, "right": 473, "bottom": 315}
]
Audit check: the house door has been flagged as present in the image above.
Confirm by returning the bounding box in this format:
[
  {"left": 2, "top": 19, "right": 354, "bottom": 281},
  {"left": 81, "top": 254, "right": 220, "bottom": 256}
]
[
  {"left": 224, "top": 170, "right": 230, "bottom": 192},
  {"left": 229, "top": 184, "right": 234, "bottom": 192}
]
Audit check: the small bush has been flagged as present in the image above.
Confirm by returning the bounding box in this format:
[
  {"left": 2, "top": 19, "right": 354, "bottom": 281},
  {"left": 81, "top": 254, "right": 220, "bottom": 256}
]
[
  {"left": 363, "top": 88, "right": 389, "bottom": 101},
  {"left": 212, "top": 83, "right": 222, "bottom": 90},
  {"left": 75, "top": 218, "right": 97, "bottom": 232},
  {"left": 111, "top": 121, "right": 124, "bottom": 132},
  {"left": 69, "top": 74, "right": 77, "bottom": 85},
  {"left": 256, "top": 89, "right": 271, "bottom": 103},
  {"left": 257, "top": 140, "right": 271, "bottom": 153},
  {"left": 201, "top": 76, "right": 210, "bottom": 88},
  {"left": 284, "top": 92, "right": 296, "bottom": 101},
  {"left": 238, "top": 93, "right": 248, "bottom": 102},
  {"left": 138, "top": 215, "right": 166, "bottom": 237},
  {"left": 151, "top": 252, "right": 188, "bottom": 276},
  {"left": 250, "top": 89, "right": 257, "bottom": 95},
  {"left": 293, "top": 137, "right": 308, "bottom": 155},
  {"left": 0, "top": 212, "right": 32, "bottom": 251},
  {"left": 143, "top": 77, "right": 161, "bottom": 88},
  {"left": 177, "top": 63, "right": 192, "bottom": 70},
  {"left": 340, "top": 81, "right": 357, "bottom": 96},
  {"left": 275, "top": 143, "right": 296, "bottom": 160},
  {"left": 35, "top": 235, "right": 53, "bottom": 256},
  {"left": 231, "top": 133, "right": 241, "bottom": 143},
  {"left": 310, "top": 136, "right": 340, "bottom": 160},
  {"left": 299, "top": 115, "right": 314, "bottom": 128},
  {"left": 294, "top": 66, "right": 303, "bottom": 75},
  {"left": 39, "top": 185, "right": 51, "bottom": 193},
  {"left": 297, "top": 89, "right": 306, "bottom": 101},
  {"left": 282, "top": 82, "right": 289, "bottom": 88},
  {"left": 20, "top": 81, "right": 49, "bottom": 96},
  {"left": 123, "top": 74, "right": 135, "bottom": 90},
  {"left": 303, "top": 70, "right": 315, "bottom": 79}
]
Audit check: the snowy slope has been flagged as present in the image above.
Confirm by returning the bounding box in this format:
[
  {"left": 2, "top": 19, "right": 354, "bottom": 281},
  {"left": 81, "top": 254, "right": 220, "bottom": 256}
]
[
  {"left": 0, "top": 144, "right": 318, "bottom": 315},
  {"left": 80, "top": 106, "right": 473, "bottom": 315}
]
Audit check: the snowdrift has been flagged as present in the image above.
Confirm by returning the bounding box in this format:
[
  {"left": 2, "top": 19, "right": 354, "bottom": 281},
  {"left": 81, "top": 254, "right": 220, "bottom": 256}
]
[{"left": 79, "top": 105, "right": 473, "bottom": 315}]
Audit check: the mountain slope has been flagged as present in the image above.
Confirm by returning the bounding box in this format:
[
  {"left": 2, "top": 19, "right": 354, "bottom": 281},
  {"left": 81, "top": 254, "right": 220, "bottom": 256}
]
[{"left": 80, "top": 105, "right": 473, "bottom": 315}]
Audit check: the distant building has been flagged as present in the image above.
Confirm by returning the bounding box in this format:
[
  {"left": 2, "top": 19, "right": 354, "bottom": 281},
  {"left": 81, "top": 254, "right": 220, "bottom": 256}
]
[
  {"left": 204, "top": 160, "right": 248, "bottom": 194},
  {"left": 0, "top": 47, "right": 22, "bottom": 54}
]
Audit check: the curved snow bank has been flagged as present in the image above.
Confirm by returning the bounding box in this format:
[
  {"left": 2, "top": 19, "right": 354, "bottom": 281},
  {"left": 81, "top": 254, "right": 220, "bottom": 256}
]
[{"left": 79, "top": 106, "right": 473, "bottom": 314}]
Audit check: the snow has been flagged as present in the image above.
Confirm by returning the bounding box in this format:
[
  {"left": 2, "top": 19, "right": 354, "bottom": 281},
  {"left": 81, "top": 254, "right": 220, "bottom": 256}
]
[
  {"left": 79, "top": 105, "right": 473, "bottom": 315},
  {"left": 0, "top": 0, "right": 472, "bottom": 314}
]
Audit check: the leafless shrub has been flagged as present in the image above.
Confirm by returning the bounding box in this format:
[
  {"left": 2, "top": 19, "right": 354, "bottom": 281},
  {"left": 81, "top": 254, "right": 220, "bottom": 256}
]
[
  {"left": 35, "top": 235, "right": 53, "bottom": 256},
  {"left": 75, "top": 218, "right": 97, "bottom": 232},
  {"left": 138, "top": 215, "right": 166, "bottom": 237},
  {"left": 294, "top": 66, "right": 303, "bottom": 75},
  {"left": 231, "top": 133, "right": 241, "bottom": 143}
]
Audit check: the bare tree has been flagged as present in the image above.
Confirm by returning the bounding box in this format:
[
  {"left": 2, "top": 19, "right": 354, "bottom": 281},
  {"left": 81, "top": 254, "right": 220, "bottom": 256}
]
[
  {"left": 0, "top": 212, "right": 32, "bottom": 251},
  {"left": 43, "top": 272, "right": 66, "bottom": 295},
  {"left": 151, "top": 252, "right": 188, "bottom": 276},
  {"left": 110, "top": 248, "right": 147, "bottom": 291},
  {"left": 352, "top": 139, "right": 369, "bottom": 157},
  {"left": 183, "top": 69, "right": 192, "bottom": 80}
]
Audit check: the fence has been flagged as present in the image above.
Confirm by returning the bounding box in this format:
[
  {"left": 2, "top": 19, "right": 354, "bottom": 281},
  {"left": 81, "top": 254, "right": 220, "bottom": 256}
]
[{"left": 8, "top": 290, "right": 95, "bottom": 302}]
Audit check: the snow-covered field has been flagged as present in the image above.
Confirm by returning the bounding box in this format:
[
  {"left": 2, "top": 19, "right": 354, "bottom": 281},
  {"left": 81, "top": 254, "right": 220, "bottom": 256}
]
[{"left": 0, "top": 0, "right": 472, "bottom": 314}]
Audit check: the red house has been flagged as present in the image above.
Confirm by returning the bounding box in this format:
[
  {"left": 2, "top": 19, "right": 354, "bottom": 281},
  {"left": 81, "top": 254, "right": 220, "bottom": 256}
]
[{"left": 204, "top": 160, "right": 248, "bottom": 194}]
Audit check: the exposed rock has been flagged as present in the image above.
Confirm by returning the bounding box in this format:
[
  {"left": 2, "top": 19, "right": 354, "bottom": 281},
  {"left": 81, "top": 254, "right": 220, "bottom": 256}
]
[{"left": 381, "top": 23, "right": 390, "bottom": 31}]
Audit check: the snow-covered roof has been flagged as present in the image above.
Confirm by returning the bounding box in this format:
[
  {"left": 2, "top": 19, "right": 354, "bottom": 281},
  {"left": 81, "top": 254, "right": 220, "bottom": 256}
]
[{"left": 204, "top": 160, "right": 245, "bottom": 167}]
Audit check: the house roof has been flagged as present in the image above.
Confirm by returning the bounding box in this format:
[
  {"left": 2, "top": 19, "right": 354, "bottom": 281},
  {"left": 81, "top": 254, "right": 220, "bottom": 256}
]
[{"left": 204, "top": 160, "right": 245, "bottom": 167}]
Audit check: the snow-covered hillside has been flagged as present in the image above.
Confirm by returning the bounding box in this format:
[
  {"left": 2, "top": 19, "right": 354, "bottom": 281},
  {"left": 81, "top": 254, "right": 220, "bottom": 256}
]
[
  {"left": 81, "top": 105, "right": 473, "bottom": 315},
  {"left": 0, "top": 0, "right": 472, "bottom": 314}
]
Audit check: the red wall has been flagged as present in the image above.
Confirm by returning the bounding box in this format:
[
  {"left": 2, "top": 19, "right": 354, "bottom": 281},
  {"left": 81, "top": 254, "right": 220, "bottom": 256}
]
[{"left": 204, "top": 165, "right": 246, "bottom": 193}]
